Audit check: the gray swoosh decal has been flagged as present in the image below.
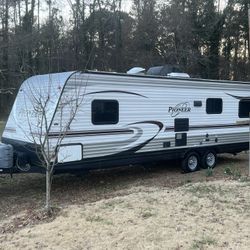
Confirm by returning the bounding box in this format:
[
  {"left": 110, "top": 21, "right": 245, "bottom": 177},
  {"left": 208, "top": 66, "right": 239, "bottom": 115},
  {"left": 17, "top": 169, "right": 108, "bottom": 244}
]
[
  {"left": 226, "top": 93, "right": 250, "bottom": 100},
  {"left": 86, "top": 90, "right": 148, "bottom": 98}
]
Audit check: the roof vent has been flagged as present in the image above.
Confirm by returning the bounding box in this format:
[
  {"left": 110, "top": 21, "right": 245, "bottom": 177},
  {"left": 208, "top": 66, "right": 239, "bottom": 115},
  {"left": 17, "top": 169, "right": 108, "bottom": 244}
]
[
  {"left": 127, "top": 67, "right": 146, "bottom": 75},
  {"left": 147, "top": 65, "right": 190, "bottom": 78}
]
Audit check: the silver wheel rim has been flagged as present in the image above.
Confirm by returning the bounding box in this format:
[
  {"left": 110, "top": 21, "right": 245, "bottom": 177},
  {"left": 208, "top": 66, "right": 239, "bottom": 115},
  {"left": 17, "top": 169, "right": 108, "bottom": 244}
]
[
  {"left": 188, "top": 155, "right": 198, "bottom": 171},
  {"left": 206, "top": 153, "right": 215, "bottom": 167}
]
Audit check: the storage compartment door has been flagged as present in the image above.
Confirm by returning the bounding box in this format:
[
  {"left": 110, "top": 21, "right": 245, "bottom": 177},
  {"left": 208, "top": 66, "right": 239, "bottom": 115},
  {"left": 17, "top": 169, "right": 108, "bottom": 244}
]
[
  {"left": 58, "top": 144, "right": 82, "bottom": 163},
  {"left": 175, "top": 133, "right": 187, "bottom": 147}
]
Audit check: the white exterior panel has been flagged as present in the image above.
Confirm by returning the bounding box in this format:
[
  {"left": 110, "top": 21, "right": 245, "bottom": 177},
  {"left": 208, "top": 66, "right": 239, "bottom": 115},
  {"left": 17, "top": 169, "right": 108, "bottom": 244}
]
[{"left": 3, "top": 71, "right": 75, "bottom": 143}]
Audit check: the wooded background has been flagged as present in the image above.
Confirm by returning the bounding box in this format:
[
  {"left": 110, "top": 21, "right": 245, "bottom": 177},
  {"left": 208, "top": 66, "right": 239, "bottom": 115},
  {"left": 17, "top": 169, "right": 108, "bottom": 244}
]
[{"left": 0, "top": 0, "right": 249, "bottom": 118}]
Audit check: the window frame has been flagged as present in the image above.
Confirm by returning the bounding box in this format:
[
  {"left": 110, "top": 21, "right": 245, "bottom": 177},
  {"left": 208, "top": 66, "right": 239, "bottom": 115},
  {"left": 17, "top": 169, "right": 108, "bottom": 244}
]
[
  {"left": 91, "top": 99, "right": 119, "bottom": 125},
  {"left": 206, "top": 98, "right": 223, "bottom": 114}
]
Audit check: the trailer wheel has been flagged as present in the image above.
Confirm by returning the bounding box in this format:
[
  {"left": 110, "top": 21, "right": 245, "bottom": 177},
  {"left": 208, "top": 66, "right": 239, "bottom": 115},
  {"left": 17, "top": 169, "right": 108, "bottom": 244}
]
[
  {"left": 182, "top": 152, "right": 200, "bottom": 173},
  {"left": 201, "top": 151, "right": 217, "bottom": 169}
]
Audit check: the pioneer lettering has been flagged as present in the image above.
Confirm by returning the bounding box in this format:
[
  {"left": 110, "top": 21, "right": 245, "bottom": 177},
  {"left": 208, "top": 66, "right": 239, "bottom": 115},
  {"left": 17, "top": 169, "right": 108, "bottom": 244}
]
[{"left": 168, "top": 102, "right": 191, "bottom": 117}]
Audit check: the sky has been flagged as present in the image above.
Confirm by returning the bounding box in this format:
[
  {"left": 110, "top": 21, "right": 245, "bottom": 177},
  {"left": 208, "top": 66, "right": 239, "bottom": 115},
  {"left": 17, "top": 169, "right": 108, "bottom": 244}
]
[
  {"left": 59, "top": 0, "right": 227, "bottom": 12},
  {"left": 49, "top": 0, "right": 227, "bottom": 23},
  {"left": 58, "top": 0, "right": 133, "bottom": 19}
]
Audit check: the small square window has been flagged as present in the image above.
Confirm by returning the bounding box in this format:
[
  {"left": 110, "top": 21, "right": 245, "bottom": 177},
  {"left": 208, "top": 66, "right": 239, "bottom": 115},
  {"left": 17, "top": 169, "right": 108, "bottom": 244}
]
[
  {"left": 92, "top": 100, "right": 119, "bottom": 125},
  {"left": 206, "top": 98, "right": 222, "bottom": 114},
  {"left": 194, "top": 101, "right": 202, "bottom": 107}
]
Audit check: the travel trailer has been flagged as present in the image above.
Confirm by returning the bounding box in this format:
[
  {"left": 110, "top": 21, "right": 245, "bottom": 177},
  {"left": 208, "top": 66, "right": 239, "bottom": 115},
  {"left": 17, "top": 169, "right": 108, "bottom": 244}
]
[{"left": 1, "top": 70, "right": 250, "bottom": 174}]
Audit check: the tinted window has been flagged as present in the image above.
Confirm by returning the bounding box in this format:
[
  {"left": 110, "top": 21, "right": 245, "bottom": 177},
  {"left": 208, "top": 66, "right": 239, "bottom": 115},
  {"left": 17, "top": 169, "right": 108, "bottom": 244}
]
[
  {"left": 239, "top": 100, "right": 250, "bottom": 118},
  {"left": 92, "top": 100, "right": 119, "bottom": 125},
  {"left": 206, "top": 98, "right": 223, "bottom": 114}
]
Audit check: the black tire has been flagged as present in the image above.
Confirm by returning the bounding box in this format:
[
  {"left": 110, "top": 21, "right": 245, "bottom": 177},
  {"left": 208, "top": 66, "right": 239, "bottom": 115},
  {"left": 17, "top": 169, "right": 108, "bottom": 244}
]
[
  {"left": 181, "top": 152, "right": 200, "bottom": 173},
  {"left": 201, "top": 150, "right": 217, "bottom": 169}
]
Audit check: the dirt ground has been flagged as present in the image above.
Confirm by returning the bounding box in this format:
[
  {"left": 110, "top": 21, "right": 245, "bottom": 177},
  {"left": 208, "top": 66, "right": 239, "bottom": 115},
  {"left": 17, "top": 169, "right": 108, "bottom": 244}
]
[
  {"left": 0, "top": 153, "right": 250, "bottom": 249},
  {"left": 2, "top": 180, "right": 250, "bottom": 250}
]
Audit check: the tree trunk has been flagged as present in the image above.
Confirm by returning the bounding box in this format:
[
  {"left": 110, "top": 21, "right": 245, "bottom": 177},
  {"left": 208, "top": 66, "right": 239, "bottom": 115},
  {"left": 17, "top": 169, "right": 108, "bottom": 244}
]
[
  {"left": 25, "top": 0, "right": 28, "bottom": 15},
  {"left": 1, "top": 0, "right": 9, "bottom": 117},
  {"left": 38, "top": 0, "right": 40, "bottom": 30},
  {"left": 31, "top": 0, "right": 35, "bottom": 26},
  {"left": 18, "top": 0, "right": 21, "bottom": 26},
  {"left": 45, "top": 168, "right": 51, "bottom": 213},
  {"left": 233, "top": 37, "right": 239, "bottom": 80},
  {"left": 115, "top": 0, "right": 123, "bottom": 72},
  {"left": 248, "top": 4, "right": 250, "bottom": 60}
]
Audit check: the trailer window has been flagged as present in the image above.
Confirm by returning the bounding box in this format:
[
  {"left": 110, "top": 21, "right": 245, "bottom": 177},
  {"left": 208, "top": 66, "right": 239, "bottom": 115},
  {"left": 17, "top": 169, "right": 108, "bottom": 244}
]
[
  {"left": 239, "top": 100, "right": 250, "bottom": 118},
  {"left": 92, "top": 100, "right": 119, "bottom": 125},
  {"left": 206, "top": 98, "right": 222, "bottom": 114}
]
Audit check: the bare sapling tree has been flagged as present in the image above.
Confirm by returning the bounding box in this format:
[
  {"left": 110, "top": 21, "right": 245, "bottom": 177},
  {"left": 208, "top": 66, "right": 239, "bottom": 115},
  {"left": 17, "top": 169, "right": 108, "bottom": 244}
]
[{"left": 21, "top": 74, "right": 85, "bottom": 213}]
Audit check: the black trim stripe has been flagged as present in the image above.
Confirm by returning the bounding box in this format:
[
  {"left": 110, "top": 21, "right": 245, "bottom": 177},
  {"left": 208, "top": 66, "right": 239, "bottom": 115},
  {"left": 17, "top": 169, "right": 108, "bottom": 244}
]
[
  {"left": 165, "top": 123, "right": 249, "bottom": 132},
  {"left": 48, "top": 129, "right": 133, "bottom": 138},
  {"left": 190, "top": 124, "right": 249, "bottom": 129},
  {"left": 128, "top": 120, "right": 164, "bottom": 132},
  {"left": 49, "top": 121, "right": 164, "bottom": 139},
  {"left": 49, "top": 122, "right": 248, "bottom": 138}
]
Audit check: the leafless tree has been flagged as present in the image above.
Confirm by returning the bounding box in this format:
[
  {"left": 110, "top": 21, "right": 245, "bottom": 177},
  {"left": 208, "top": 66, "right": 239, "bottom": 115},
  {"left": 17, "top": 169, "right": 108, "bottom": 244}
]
[{"left": 21, "top": 75, "right": 85, "bottom": 213}]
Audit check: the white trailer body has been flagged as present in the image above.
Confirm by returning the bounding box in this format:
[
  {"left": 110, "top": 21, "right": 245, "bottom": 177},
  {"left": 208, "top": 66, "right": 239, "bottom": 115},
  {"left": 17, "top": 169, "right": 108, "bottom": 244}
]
[{"left": 1, "top": 71, "right": 250, "bottom": 173}]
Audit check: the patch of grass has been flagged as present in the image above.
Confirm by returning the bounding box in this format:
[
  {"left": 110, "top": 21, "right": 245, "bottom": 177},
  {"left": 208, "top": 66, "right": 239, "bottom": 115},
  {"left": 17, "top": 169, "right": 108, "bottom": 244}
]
[
  {"left": 191, "top": 236, "right": 217, "bottom": 250},
  {"left": 205, "top": 167, "right": 214, "bottom": 177},
  {"left": 224, "top": 166, "right": 241, "bottom": 180},
  {"left": 140, "top": 208, "right": 156, "bottom": 219},
  {"left": 85, "top": 215, "right": 113, "bottom": 225},
  {"left": 224, "top": 166, "right": 232, "bottom": 175},
  {"left": 239, "top": 176, "right": 250, "bottom": 183},
  {"left": 141, "top": 211, "right": 155, "bottom": 219},
  {"left": 102, "top": 199, "right": 124, "bottom": 210},
  {"left": 85, "top": 215, "right": 104, "bottom": 222},
  {"left": 186, "top": 199, "right": 198, "bottom": 207},
  {"left": 187, "top": 185, "right": 216, "bottom": 196},
  {"left": 145, "top": 197, "right": 158, "bottom": 204},
  {"left": 186, "top": 184, "right": 228, "bottom": 198},
  {"left": 180, "top": 179, "right": 192, "bottom": 186}
]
